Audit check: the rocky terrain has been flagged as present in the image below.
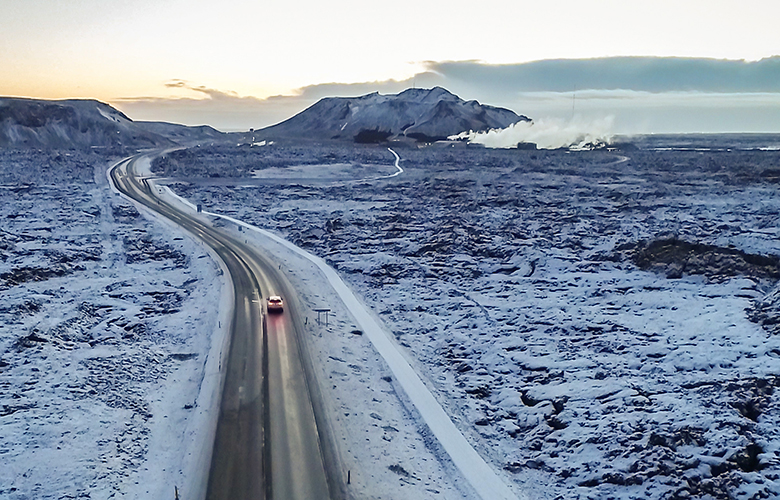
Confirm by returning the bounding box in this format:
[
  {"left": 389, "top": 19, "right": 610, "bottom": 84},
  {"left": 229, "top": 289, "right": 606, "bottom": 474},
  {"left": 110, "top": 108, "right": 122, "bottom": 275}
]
[
  {"left": 0, "top": 149, "right": 224, "bottom": 499},
  {"left": 255, "top": 87, "right": 528, "bottom": 143},
  {"left": 162, "top": 139, "right": 780, "bottom": 499},
  {"left": 0, "top": 97, "right": 226, "bottom": 149}
]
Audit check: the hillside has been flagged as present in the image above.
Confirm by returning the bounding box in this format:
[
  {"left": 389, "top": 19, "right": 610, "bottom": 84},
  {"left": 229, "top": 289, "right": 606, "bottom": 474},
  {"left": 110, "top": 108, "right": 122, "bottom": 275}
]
[
  {"left": 0, "top": 97, "right": 225, "bottom": 149},
  {"left": 257, "top": 87, "right": 528, "bottom": 142},
  {"left": 136, "top": 121, "right": 225, "bottom": 144}
]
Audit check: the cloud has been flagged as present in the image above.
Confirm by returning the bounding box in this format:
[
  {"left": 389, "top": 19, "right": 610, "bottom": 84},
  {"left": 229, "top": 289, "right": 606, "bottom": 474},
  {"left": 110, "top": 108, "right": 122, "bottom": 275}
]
[
  {"left": 453, "top": 116, "right": 615, "bottom": 150},
  {"left": 112, "top": 80, "right": 315, "bottom": 132},
  {"left": 295, "top": 72, "right": 445, "bottom": 100},
  {"left": 111, "top": 57, "right": 780, "bottom": 133},
  {"left": 163, "top": 79, "right": 187, "bottom": 89},
  {"left": 111, "top": 76, "right": 448, "bottom": 132},
  {"left": 423, "top": 56, "right": 780, "bottom": 93},
  {"left": 162, "top": 79, "right": 247, "bottom": 101},
  {"left": 503, "top": 90, "right": 780, "bottom": 134}
]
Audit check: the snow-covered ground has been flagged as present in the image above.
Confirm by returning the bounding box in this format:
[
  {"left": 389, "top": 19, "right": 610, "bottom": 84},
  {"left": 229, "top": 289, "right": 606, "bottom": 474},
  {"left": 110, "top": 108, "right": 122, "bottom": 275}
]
[
  {"left": 1, "top": 147, "right": 489, "bottom": 500},
  {"left": 0, "top": 150, "right": 229, "bottom": 499},
  {"left": 160, "top": 141, "right": 780, "bottom": 499},
  {"left": 5, "top": 139, "right": 780, "bottom": 500},
  {"left": 157, "top": 181, "right": 495, "bottom": 499}
]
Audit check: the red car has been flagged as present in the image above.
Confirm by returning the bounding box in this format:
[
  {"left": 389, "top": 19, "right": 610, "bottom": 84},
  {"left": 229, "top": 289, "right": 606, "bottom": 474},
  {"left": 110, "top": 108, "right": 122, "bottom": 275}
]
[{"left": 266, "top": 295, "right": 284, "bottom": 313}]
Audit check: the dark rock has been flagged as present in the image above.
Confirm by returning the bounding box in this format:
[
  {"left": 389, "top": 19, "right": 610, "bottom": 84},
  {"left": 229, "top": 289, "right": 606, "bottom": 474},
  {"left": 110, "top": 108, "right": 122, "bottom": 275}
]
[
  {"left": 354, "top": 129, "right": 392, "bottom": 144},
  {"left": 1, "top": 264, "right": 78, "bottom": 288},
  {"left": 14, "top": 331, "right": 49, "bottom": 350},
  {"left": 124, "top": 235, "right": 186, "bottom": 268},
  {"left": 465, "top": 385, "right": 491, "bottom": 399},
  {"left": 546, "top": 415, "right": 568, "bottom": 430},
  {"left": 388, "top": 464, "right": 413, "bottom": 478},
  {"left": 169, "top": 353, "right": 197, "bottom": 361},
  {"left": 0, "top": 403, "right": 36, "bottom": 417},
  {"left": 505, "top": 459, "right": 553, "bottom": 473},
  {"left": 112, "top": 204, "right": 140, "bottom": 220},
  {"left": 626, "top": 238, "right": 780, "bottom": 280},
  {"left": 733, "top": 443, "right": 764, "bottom": 473},
  {"left": 747, "top": 283, "right": 780, "bottom": 335}
]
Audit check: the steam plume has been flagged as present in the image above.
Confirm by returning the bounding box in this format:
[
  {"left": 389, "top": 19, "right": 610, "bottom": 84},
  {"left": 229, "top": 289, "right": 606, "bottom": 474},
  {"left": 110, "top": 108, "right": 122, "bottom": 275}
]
[{"left": 452, "top": 116, "right": 615, "bottom": 149}]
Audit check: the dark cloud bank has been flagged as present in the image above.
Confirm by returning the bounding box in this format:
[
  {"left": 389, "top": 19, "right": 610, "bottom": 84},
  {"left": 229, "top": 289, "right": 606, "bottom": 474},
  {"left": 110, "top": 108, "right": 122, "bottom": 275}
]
[
  {"left": 427, "top": 57, "right": 780, "bottom": 93},
  {"left": 113, "top": 57, "right": 780, "bottom": 134}
]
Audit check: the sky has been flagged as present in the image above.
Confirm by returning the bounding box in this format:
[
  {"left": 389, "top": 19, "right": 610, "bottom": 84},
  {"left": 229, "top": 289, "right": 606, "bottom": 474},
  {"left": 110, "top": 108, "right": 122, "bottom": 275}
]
[{"left": 2, "top": 0, "right": 780, "bottom": 133}]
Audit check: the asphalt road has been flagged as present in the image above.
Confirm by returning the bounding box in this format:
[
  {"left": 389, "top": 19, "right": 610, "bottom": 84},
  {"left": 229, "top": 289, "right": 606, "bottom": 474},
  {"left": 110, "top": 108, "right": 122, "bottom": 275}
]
[{"left": 110, "top": 154, "right": 338, "bottom": 500}]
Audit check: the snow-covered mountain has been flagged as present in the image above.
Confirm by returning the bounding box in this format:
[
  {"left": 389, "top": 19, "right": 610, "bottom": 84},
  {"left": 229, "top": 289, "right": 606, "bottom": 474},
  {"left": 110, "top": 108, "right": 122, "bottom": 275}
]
[
  {"left": 0, "top": 97, "right": 224, "bottom": 149},
  {"left": 257, "top": 87, "right": 529, "bottom": 142},
  {"left": 136, "top": 120, "right": 226, "bottom": 144}
]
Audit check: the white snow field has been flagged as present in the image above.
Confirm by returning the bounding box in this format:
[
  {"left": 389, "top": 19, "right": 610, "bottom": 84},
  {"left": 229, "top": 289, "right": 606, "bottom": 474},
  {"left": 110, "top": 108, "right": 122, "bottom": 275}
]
[
  {"left": 5, "top": 136, "right": 780, "bottom": 500},
  {"left": 156, "top": 139, "right": 780, "bottom": 500},
  {"left": 1, "top": 148, "right": 492, "bottom": 500},
  {"left": 0, "top": 150, "right": 230, "bottom": 499}
]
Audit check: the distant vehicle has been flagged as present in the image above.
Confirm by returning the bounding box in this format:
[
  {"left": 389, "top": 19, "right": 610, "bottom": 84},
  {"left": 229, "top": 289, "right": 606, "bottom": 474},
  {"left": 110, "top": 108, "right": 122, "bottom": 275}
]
[{"left": 267, "top": 295, "right": 284, "bottom": 313}]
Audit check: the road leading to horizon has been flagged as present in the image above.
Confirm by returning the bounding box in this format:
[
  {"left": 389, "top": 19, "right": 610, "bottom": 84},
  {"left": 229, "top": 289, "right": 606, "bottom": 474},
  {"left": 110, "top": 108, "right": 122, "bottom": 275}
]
[{"left": 109, "top": 153, "right": 337, "bottom": 500}]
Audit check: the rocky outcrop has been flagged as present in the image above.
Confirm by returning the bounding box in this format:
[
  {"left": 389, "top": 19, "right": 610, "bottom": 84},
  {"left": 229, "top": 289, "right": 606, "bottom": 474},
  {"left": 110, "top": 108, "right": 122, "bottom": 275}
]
[
  {"left": 748, "top": 282, "right": 780, "bottom": 334},
  {"left": 618, "top": 238, "right": 780, "bottom": 281}
]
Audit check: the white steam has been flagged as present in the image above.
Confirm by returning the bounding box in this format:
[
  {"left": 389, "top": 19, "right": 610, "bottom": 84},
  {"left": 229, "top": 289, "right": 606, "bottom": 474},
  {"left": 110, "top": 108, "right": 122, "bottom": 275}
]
[{"left": 452, "top": 116, "right": 615, "bottom": 150}]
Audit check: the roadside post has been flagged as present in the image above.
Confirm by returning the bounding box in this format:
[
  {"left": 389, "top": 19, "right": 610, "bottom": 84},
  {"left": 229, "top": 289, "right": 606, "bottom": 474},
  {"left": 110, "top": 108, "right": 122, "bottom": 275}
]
[{"left": 314, "top": 308, "right": 331, "bottom": 326}]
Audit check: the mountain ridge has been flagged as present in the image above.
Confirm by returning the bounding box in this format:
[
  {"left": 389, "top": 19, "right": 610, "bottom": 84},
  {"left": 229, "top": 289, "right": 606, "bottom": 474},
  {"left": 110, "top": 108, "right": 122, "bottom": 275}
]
[
  {"left": 0, "top": 97, "right": 225, "bottom": 149},
  {"left": 257, "top": 87, "right": 528, "bottom": 142}
]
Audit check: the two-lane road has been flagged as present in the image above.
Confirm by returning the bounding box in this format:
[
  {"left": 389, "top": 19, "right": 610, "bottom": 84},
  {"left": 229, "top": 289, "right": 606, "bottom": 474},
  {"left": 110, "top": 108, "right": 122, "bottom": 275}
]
[{"left": 109, "top": 154, "right": 337, "bottom": 500}]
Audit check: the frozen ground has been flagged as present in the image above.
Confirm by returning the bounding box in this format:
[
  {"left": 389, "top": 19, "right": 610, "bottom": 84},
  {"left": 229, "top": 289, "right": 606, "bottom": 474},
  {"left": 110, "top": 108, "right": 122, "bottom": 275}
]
[
  {"left": 206, "top": 212, "right": 484, "bottom": 499},
  {"left": 158, "top": 140, "right": 780, "bottom": 499},
  {"left": 0, "top": 150, "right": 229, "bottom": 499}
]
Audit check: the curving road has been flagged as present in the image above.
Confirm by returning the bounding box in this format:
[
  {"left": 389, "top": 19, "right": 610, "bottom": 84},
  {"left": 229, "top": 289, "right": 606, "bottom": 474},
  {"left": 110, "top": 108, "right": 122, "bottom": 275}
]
[{"left": 109, "top": 153, "right": 339, "bottom": 500}]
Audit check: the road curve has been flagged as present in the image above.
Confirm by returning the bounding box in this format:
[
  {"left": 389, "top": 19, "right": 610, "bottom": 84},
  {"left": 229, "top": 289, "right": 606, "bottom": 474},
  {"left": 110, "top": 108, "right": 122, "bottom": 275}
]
[{"left": 109, "top": 153, "right": 337, "bottom": 500}]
